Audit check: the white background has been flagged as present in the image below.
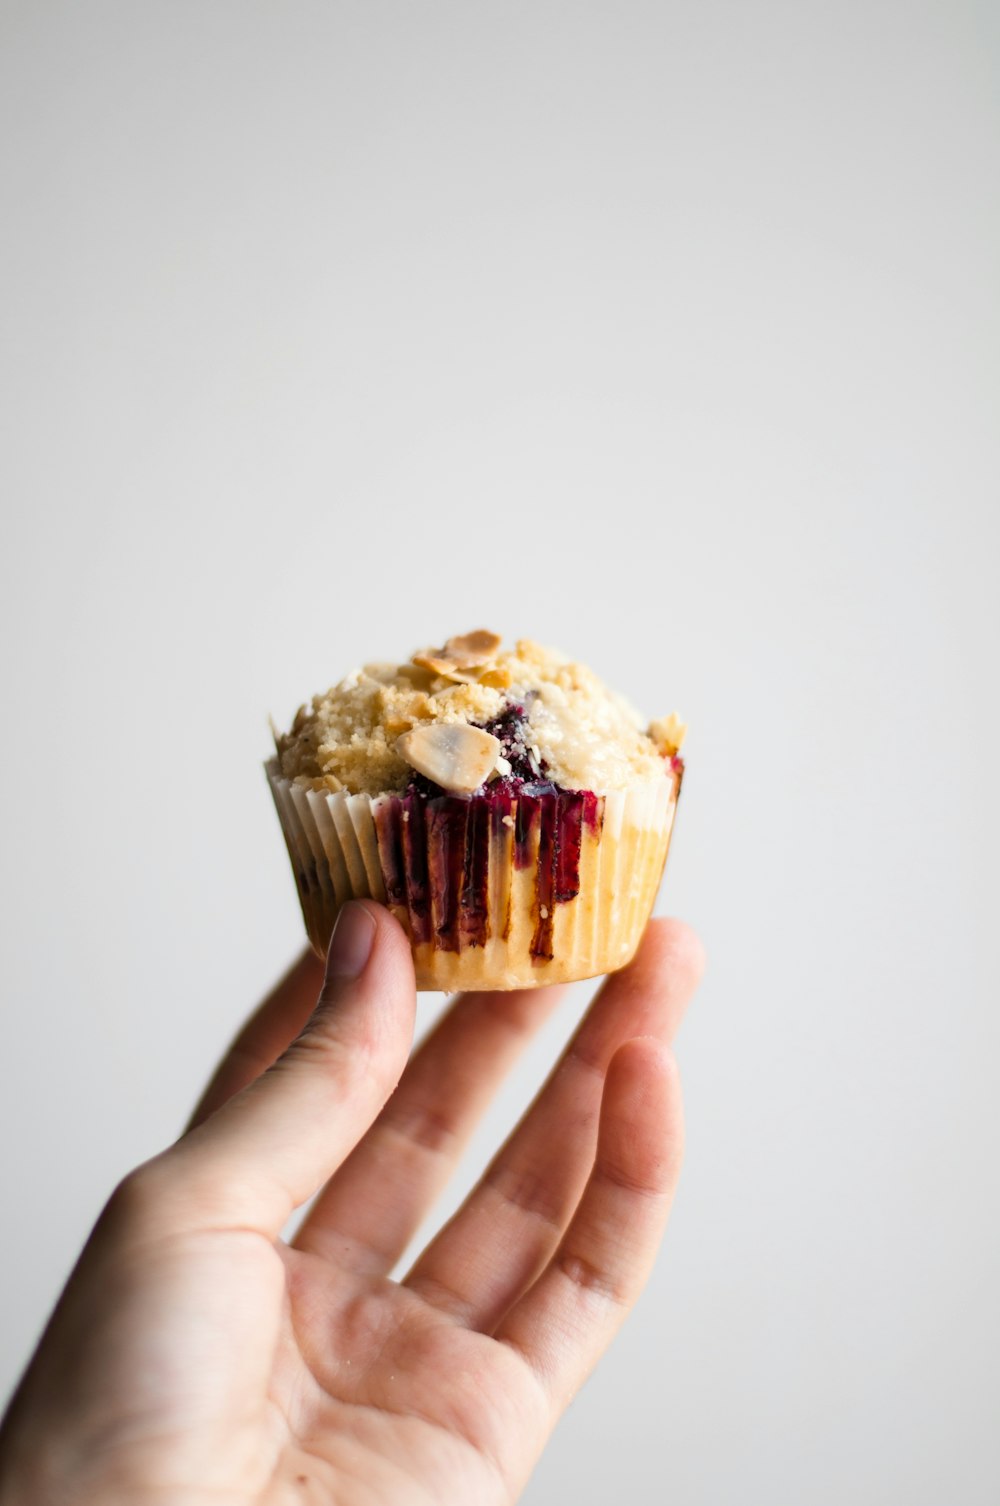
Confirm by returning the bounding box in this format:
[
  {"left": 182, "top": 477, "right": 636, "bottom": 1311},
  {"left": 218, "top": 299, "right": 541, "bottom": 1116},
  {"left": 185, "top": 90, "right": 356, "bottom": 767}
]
[{"left": 2, "top": 3, "right": 998, "bottom": 1502}]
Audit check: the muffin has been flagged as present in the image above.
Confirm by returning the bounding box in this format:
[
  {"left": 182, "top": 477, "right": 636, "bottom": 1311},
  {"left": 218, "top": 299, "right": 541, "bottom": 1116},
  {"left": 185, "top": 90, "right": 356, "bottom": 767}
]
[{"left": 267, "top": 631, "right": 686, "bottom": 990}]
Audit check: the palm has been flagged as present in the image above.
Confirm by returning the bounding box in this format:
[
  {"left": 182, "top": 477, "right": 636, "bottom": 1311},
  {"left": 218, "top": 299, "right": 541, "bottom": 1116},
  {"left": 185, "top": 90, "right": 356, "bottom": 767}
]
[
  {"left": 0, "top": 912, "right": 702, "bottom": 1506},
  {"left": 95, "top": 1229, "right": 540, "bottom": 1504},
  {"left": 267, "top": 1249, "right": 542, "bottom": 1503}
]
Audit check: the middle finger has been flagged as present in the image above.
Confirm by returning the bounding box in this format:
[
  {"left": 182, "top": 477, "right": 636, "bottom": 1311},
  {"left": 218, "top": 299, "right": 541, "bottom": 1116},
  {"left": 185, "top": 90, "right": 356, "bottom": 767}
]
[
  {"left": 293, "top": 980, "right": 567, "bottom": 1270},
  {"left": 404, "top": 917, "right": 703, "bottom": 1330}
]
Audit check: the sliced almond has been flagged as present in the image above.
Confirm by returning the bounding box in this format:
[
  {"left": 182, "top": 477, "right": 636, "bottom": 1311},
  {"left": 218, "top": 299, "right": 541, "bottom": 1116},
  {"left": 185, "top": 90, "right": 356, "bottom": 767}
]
[
  {"left": 478, "top": 664, "right": 513, "bottom": 690},
  {"left": 443, "top": 629, "right": 502, "bottom": 663},
  {"left": 396, "top": 663, "right": 439, "bottom": 691},
  {"left": 411, "top": 654, "right": 481, "bottom": 683},
  {"left": 485, "top": 752, "right": 513, "bottom": 783},
  {"left": 395, "top": 723, "right": 501, "bottom": 794},
  {"left": 411, "top": 628, "right": 503, "bottom": 682}
]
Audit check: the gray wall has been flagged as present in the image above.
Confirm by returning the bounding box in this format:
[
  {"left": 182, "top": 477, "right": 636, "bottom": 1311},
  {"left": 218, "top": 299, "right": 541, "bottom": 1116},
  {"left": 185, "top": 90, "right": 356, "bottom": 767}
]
[{"left": 1, "top": 3, "right": 998, "bottom": 1501}]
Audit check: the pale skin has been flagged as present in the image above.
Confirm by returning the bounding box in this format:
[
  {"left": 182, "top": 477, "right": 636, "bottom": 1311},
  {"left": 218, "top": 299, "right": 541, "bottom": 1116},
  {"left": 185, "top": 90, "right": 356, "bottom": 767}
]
[{"left": 0, "top": 902, "right": 704, "bottom": 1505}]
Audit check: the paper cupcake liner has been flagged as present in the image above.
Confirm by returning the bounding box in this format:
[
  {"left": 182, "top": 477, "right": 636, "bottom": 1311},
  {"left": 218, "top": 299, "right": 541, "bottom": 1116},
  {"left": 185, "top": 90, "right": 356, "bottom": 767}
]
[{"left": 266, "top": 758, "right": 680, "bottom": 990}]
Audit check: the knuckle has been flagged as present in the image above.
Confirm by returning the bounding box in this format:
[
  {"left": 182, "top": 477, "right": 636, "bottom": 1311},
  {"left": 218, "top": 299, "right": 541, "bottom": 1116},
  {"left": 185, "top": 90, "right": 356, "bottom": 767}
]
[
  {"left": 283, "top": 1001, "right": 400, "bottom": 1102},
  {"left": 597, "top": 1154, "right": 672, "bottom": 1199},
  {"left": 556, "top": 1249, "right": 629, "bottom": 1307},
  {"left": 487, "top": 1160, "right": 566, "bottom": 1235},
  {"left": 381, "top": 1097, "right": 458, "bottom": 1155},
  {"left": 291, "top": 1002, "right": 376, "bottom": 1066},
  {"left": 285, "top": 1020, "right": 344, "bottom": 1063},
  {"left": 100, "top": 1158, "right": 170, "bottom": 1233}
]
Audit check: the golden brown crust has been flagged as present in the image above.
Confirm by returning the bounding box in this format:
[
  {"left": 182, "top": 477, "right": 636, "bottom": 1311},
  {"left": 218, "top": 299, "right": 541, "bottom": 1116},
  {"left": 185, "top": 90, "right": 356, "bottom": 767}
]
[{"left": 275, "top": 631, "right": 683, "bottom": 797}]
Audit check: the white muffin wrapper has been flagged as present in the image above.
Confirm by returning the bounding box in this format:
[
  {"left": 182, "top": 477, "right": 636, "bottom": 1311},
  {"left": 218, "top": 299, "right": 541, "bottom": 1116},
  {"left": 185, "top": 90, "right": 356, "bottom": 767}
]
[{"left": 266, "top": 758, "right": 680, "bottom": 991}]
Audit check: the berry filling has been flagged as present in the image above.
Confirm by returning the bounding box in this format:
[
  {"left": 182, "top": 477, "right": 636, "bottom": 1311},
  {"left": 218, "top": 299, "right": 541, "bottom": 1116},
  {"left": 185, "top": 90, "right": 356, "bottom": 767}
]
[{"left": 374, "top": 701, "right": 604, "bottom": 959}]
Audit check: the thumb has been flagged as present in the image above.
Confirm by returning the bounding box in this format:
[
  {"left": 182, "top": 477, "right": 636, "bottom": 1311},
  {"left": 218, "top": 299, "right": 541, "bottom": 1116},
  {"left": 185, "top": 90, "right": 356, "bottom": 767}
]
[{"left": 148, "top": 902, "right": 417, "bottom": 1239}]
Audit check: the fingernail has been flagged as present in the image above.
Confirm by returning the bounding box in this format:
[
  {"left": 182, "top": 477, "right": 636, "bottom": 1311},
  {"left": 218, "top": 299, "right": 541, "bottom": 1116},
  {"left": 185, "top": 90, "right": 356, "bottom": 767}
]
[{"left": 325, "top": 902, "right": 377, "bottom": 981}]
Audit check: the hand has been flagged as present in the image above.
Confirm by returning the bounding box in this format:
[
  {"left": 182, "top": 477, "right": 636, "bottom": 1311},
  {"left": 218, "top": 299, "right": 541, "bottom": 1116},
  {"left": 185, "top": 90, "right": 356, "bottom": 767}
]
[{"left": 0, "top": 903, "right": 703, "bottom": 1505}]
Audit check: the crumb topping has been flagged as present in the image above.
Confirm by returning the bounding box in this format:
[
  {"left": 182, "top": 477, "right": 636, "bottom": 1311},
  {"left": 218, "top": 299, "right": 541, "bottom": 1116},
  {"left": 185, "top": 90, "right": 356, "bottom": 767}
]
[{"left": 274, "top": 631, "right": 685, "bottom": 796}]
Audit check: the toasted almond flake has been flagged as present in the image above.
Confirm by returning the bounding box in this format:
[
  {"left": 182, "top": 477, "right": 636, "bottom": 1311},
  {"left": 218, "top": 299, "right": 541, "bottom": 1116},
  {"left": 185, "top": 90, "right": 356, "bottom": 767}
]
[
  {"left": 495, "top": 754, "right": 512, "bottom": 777},
  {"left": 396, "top": 663, "right": 439, "bottom": 692},
  {"left": 411, "top": 654, "right": 481, "bottom": 683},
  {"left": 443, "top": 629, "right": 502, "bottom": 662},
  {"left": 411, "top": 628, "right": 503, "bottom": 682},
  {"left": 395, "top": 723, "right": 501, "bottom": 794}
]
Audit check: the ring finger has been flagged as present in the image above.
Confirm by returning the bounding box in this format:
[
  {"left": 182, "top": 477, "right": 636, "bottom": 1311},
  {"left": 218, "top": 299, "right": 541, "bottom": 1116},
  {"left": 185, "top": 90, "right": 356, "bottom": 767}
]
[{"left": 404, "top": 918, "right": 704, "bottom": 1330}]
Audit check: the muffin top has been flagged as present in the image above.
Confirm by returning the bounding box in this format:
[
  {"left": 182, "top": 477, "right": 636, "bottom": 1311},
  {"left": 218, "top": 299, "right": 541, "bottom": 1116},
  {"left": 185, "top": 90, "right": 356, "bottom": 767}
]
[{"left": 274, "top": 630, "right": 686, "bottom": 798}]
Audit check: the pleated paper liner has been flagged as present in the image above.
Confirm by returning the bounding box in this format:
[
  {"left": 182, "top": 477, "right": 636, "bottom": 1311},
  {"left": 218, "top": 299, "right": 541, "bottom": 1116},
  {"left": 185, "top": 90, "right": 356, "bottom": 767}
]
[{"left": 266, "top": 758, "right": 680, "bottom": 990}]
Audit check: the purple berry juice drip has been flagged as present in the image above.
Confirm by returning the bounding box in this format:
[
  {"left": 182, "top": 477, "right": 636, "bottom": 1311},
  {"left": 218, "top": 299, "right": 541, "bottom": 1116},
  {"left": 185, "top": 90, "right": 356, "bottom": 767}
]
[
  {"left": 426, "top": 797, "right": 470, "bottom": 951},
  {"left": 532, "top": 794, "right": 557, "bottom": 959},
  {"left": 462, "top": 795, "right": 491, "bottom": 946},
  {"left": 523, "top": 788, "right": 601, "bottom": 959},
  {"left": 400, "top": 795, "right": 432, "bottom": 943},
  {"left": 373, "top": 702, "right": 604, "bottom": 959},
  {"left": 373, "top": 799, "right": 406, "bottom": 907}
]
